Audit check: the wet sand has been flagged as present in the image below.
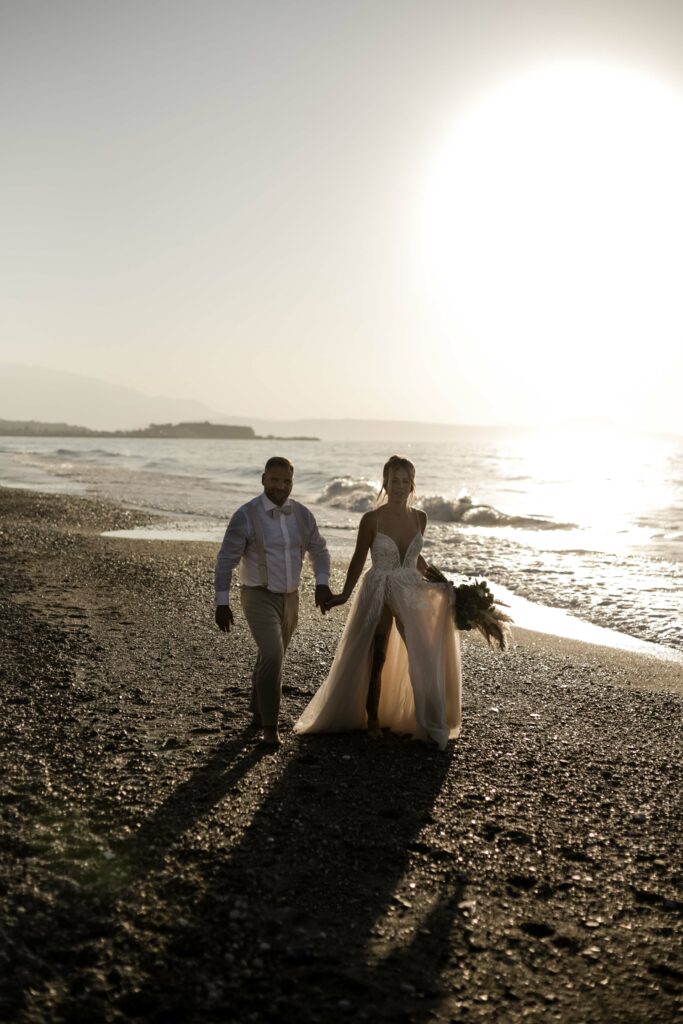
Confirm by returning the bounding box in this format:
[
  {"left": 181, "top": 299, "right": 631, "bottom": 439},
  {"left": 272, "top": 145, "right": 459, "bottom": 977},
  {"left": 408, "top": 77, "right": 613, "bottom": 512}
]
[{"left": 1, "top": 488, "right": 681, "bottom": 1023}]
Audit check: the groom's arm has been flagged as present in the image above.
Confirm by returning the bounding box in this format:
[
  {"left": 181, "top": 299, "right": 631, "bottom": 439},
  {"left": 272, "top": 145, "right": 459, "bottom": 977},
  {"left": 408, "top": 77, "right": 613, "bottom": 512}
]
[
  {"left": 303, "top": 509, "right": 331, "bottom": 613},
  {"left": 214, "top": 509, "right": 249, "bottom": 630},
  {"left": 314, "top": 582, "right": 332, "bottom": 613}
]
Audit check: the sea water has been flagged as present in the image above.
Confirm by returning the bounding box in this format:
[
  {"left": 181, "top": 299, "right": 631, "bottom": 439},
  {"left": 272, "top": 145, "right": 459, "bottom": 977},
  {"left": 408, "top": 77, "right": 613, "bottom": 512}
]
[{"left": 1, "top": 425, "right": 681, "bottom": 657}]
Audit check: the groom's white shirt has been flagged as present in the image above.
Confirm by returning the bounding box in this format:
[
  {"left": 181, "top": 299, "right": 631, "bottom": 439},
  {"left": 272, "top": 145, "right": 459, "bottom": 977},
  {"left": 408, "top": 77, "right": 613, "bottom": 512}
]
[{"left": 214, "top": 493, "right": 330, "bottom": 605}]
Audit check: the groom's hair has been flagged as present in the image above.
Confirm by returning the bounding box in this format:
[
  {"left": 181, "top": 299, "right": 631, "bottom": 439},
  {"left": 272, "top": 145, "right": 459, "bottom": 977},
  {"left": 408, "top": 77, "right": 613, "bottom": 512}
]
[{"left": 264, "top": 456, "right": 294, "bottom": 473}]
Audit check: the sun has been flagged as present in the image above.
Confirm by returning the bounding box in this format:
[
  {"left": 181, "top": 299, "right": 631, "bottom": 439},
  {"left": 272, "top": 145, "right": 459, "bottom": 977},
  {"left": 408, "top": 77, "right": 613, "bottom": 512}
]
[{"left": 419, "top": 59, "right": 683, "bottom": 423}]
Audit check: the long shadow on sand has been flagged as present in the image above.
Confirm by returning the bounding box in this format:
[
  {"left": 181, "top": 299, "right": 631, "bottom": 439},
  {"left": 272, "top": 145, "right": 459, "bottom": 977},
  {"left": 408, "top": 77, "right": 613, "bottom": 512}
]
[
  {"left": 0, "top": 728, "right": 266, "bottom": 1021},
  {"left": 3, "top": 726, "right": 466, "bottom": 1023},
  {"left": 109, "top": 729, "right": 467, "bottom": 1023},
  {"left": 111, "top": 727, "right": 271, "bottom": 877}
]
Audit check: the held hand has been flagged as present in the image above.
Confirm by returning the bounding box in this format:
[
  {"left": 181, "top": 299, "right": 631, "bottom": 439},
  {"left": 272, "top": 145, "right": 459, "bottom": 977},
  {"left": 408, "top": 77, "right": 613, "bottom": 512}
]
[
  {"left": 315, "top": 584, "right": 333, "bottom": 615},
  {"left": 324, "top": 593, "right": 347, "bottom": 611},
  {"left": 215, "top": 605, "right": 234, "bottom": 633}
]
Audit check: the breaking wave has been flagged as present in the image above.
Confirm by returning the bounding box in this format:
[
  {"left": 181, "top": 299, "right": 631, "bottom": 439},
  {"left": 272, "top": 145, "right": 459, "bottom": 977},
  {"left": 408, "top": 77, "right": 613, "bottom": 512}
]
[
  {"left": 422, "top": 494, "right": 575, "bottom": 530},
  {"left": 318, "top": 476, "right": 378, "bottom": 512},
  {"left": 317, "top": 478, "right": 576, "bottom": 530}
]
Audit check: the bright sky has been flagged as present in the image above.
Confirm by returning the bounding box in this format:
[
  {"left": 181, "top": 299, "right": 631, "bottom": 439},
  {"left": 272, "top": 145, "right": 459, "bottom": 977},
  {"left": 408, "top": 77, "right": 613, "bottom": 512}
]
[{"left": 2, "top": 0, "right": 683, "bottom": 432}]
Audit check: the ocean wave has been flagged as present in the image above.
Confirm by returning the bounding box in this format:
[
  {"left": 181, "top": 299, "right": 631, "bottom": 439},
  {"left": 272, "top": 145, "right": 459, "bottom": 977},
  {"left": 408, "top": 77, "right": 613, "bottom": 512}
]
[
  {"left": 317, "top": 478, "right": 575, "bottom": 530},
  {"left": 142, "top": 459, "right": 179, "bottom": 471},
  {"left": 421, "top": 494, "right": 575, "bottom": 529},
  {"left": 650, "top": 530, "right": 683, "bottom": 545},
  {"left": 317, "top": 476, "right": 378, "bottom": 512},
  {"left": 54, "top": 447, "right": 122, "bottom": 459}
]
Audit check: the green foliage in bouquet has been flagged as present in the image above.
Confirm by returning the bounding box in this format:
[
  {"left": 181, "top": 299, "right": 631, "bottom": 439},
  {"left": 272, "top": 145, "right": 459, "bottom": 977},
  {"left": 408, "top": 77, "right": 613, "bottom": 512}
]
[{"left": 424, "top": 565, "right": 513, "bottom": 651}]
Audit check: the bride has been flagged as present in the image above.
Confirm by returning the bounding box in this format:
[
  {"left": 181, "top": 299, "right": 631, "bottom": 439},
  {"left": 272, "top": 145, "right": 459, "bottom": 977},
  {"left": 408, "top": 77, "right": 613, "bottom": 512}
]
[{"left": 294, "top": 456, "right": 461, "bottom": 749}]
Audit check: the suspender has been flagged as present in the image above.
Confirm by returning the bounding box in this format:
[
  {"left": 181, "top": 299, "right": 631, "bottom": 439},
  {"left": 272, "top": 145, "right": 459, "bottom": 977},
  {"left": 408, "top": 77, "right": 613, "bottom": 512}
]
[
  {"left": 291, "top": 501, "right": 309, "bottom": 558},
  {"left": 246, "top": 502, "right": 269, "bottom": 587},
  {"left": 245, "top": 499, "right": 310, "bottom": 590}
]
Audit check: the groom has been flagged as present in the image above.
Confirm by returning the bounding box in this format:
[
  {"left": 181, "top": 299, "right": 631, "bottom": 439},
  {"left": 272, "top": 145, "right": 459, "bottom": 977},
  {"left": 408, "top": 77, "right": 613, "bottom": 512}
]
[{"left": 215, "top": 456, "right": 331, "bottom": 746}]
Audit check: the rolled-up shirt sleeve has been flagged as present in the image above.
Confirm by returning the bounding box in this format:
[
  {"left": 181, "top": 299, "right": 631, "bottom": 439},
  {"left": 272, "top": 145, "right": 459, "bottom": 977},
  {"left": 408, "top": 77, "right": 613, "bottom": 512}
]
[
  {"left": 214, "top": 509, "right": 249, "bottom": 605},
  {"left": 305, "top": 510, "right": 331, "bottom": 585}
]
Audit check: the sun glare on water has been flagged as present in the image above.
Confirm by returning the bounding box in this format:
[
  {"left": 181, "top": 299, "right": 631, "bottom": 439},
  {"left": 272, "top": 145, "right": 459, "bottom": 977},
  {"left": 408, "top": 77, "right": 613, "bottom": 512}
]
[{"left": 420, "top": 60, "right": 683, "bottom": 425}]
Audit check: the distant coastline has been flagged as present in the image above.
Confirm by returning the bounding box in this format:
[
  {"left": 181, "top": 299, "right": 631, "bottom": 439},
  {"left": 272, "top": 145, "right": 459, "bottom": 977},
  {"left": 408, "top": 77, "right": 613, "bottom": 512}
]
[{"left": 0, "top": 419, "right": 319, "bottom": 442}]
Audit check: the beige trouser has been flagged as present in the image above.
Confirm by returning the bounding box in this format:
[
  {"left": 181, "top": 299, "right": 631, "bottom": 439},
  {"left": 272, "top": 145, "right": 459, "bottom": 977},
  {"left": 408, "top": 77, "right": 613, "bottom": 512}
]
[{"left": 240, "top": 586, "right": 299, "bottom": 727}]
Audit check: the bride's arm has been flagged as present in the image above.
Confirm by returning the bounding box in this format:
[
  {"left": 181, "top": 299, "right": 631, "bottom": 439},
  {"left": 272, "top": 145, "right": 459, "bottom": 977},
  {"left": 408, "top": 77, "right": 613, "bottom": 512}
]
[
  {"left": 416, "top": 509, "right": 429, "bottom": 576},
  {"left": 326, "top": 511, "right": 375, "bottom": 607}
]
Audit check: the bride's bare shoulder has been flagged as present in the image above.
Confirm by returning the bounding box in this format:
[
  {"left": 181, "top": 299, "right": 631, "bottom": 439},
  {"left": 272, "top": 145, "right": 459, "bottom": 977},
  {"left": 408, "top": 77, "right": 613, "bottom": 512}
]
[
  {"left": 358, "top": 509, "right": 378, "bottom": 538},
  {"left": 349, "top": 510, "right": 376, "bottom": 554},
  {"left": 360, "top": 509, "right": 378, "bottom": 529}
]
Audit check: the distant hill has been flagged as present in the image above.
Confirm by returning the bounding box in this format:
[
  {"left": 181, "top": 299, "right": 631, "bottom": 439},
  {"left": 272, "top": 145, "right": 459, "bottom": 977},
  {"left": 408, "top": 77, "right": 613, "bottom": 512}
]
[
  {"left": 0, "top": 363, "right": 498, "bottom": 441},
  {"left": 0, "top": 418, "right": 255, "bottom": 439},
  {"left": 0, "top": 419, "right": 318, "bottom": 441},
  {"left": 0, "top": 418, "right": 98, "bottom": 438},
  {"left": 1, "top": 362, "right": 548, "bottom": 441},
  {"left": 0, "top": 364, "right": 229, "bottom": 431}
]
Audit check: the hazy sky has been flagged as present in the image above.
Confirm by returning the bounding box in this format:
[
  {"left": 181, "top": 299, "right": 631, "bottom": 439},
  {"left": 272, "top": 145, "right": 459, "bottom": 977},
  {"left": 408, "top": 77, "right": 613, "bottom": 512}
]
[{"left": 2, "top": 0, "right": 683, "bottom": 432}]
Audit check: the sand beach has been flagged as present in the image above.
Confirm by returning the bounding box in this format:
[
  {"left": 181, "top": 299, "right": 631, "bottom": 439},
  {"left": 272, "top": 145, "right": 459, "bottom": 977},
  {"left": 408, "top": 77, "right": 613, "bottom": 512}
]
[{"left": 1, "top": 487, "right": 681, "bottom": 1023}]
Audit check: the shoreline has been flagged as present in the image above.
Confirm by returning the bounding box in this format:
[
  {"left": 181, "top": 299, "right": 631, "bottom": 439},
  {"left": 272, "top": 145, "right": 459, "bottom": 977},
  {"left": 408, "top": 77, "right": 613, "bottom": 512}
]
[
  {"left": 510, "top": 627, "right": 683, "bottom": 696},
  {"left": 1, "top": 487, "right": 682, "bottom": 1022},
  {"left": 2, "top": 446, "right": 682, "bottom": 656},
  {"left": 96, "top": 522, "right": 683, "bottom": 683}
]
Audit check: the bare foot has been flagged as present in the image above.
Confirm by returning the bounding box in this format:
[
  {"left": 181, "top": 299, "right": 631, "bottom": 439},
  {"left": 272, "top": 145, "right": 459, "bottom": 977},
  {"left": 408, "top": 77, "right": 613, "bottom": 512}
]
[
  {"left": 367, "top": 718, "right": 382, "bottom": 740},
  {"left": 262, "top": 727, "right": 281, "bottom": 747}
]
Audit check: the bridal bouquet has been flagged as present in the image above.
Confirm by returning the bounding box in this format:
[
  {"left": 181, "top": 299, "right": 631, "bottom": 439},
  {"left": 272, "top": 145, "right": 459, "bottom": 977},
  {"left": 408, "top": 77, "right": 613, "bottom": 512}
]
[{"left": 424, "top": 565, "right": 513, "bottom": 651}]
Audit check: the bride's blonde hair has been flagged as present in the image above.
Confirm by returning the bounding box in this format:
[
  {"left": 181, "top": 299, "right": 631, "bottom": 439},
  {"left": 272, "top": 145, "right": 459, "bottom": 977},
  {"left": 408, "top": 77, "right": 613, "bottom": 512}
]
[{"left": 377, "top": 455, "right": 416, "bottom": 506}]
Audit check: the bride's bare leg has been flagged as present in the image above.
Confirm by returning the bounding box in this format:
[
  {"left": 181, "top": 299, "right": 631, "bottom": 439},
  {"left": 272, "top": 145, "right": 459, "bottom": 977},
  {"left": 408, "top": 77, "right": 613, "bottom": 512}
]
[{"left": 368, "top": 607, "right": 393, "bottom": 738}]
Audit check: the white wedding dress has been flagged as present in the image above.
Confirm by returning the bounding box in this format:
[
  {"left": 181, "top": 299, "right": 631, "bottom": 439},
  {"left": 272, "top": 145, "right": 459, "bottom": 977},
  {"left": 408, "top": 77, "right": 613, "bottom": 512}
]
[{"left": 294, "top": 530, "right": 461, "bottom": 749}]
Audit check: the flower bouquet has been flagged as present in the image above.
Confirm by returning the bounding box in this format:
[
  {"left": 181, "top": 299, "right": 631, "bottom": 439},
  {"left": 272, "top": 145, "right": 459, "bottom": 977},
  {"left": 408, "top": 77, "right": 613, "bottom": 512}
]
[{"left": 424, "top": 565, "right": 513, "bottom": 651}]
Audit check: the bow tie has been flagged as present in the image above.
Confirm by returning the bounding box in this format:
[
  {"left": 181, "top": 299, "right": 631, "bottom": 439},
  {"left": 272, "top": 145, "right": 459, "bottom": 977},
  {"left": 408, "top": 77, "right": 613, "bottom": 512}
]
[{"left": 270, "top": 506, "right": 292, "bottom": 517}]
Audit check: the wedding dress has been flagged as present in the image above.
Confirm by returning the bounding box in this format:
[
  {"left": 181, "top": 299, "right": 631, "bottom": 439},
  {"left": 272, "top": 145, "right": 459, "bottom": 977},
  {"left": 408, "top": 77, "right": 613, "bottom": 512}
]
[{"left": 294, "top": 530, "right": 461, "bottom": 749}]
